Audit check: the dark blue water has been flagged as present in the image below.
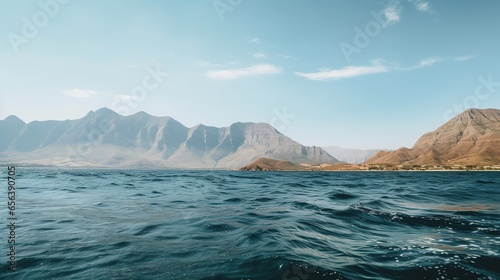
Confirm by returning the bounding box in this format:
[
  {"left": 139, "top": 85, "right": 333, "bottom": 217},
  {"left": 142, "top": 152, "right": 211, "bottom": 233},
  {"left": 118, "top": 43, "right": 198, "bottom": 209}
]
[{"left": 1, "top": 169, "right": 499, "bottom": 279}]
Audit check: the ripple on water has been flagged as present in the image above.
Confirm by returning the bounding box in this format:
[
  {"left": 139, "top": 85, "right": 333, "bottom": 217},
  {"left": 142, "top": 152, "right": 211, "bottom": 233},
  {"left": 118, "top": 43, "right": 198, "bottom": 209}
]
[
  {"left": 329, "top": 191, "right": 358, "bottom": 200},
  {"left": 6, "top": 169, "right": 499, "bottom": 279}
]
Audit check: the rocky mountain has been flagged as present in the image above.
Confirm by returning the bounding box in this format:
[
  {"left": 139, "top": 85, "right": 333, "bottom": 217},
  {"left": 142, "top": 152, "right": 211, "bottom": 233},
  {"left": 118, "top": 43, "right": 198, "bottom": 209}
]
[
  {"left": 0, "top": 108, "right": 338, "bottom": 168},
  {"left": 322, "top": 146, "right": 386, "bottom": 164},
  {"left": 365, "top": 108, "right": 500, "bottom": 166}
]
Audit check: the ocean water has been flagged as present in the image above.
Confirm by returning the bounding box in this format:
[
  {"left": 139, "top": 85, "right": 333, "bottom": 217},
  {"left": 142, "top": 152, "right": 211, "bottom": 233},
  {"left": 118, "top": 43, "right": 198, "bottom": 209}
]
[{"left": 1, "top": 168, "right": 499, "bottom": 280}]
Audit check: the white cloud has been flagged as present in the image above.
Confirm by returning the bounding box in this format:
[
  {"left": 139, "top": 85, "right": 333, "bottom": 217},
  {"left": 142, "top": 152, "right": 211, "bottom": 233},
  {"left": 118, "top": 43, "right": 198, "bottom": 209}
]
[
  {"left": 395, "top": 57, "right": 439, "bottom": 71},
  {"left": 384, "top": 2, "right": 402, "bottom": 25},
  {"left": 415, "top": 57, "right": 440, "bottom": 67},
  {"left": 454, "top": 55, "right": 476, "bottom": 61},
  {"left": 295, "top": 55, "right": 474, "bottom": 81},
  {"left": 248, "top": 37, "right": 260, "bottom": 43},
  {"left": 253, "top": 52, "right": 266, "bottom": 59},
  {"left": 401, "top": 55, "right": 476, "bottom": 70},
  {"left": 409, "top": 0, "right": 435, "bottom": 14},
  {"left": 416, "top": 2, "right": 430, "bottom": 12},
  {"left": 294, "top": 61, "right": 389, "bottom": 81},
  {"left": 207, "top": 64, "right": 281, "bottom": 80},
  {"left": 62, "top": 88, "right": 98, "bottom": 98}
]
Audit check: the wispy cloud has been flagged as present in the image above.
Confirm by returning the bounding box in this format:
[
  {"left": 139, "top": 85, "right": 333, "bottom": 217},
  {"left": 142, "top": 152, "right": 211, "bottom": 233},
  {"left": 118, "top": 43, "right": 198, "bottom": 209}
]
[
  {"left": 401, "top": 57, "right": 441, "bottom": 70},
  {"left": 207, "top": 64, "right": 281, "bottom": 80},
  {"left": 294, "top": 61, "right": 389, "bottom": 81},
  {"left": 62, "top": 88, "right": 98, "bottom": 98},
  {"left": 384, "top": 2, "right": 402, "bottom": 25},
  {"left": 296, "top": 55, "right": 475, "bottom": 81},
  {"left": 409, "top": 0, "right": 435, "bottom": 14},
  {"left": 401, "top": 55, "right": 476, "bottom": 70},
  {"left": 253, "top": 52, "right": 266, "bottom": 59},
  {"left": 248, "top": 37, "right": 260, "bottom": 44},
  {"left": 416, "top": 2, "right": 429, "bottom": 12},
  {"left": 418, "top": 57, "right": 439, "bottom": 66},
  {"left": 454, "top": 55, "right": 476, "bottom": 61}
]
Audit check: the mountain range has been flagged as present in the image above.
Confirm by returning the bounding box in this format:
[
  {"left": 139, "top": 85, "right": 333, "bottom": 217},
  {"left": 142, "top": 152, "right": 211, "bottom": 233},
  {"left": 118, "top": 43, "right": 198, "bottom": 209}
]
[
  {"left": 1, "top": 107, "right": 499, "bottom": 169},
  {"left": 366, "top": 108, "right": 500, "bottom": 166},
  {"left": 0, "top": 108, "right": 337, "bottom": 169}
]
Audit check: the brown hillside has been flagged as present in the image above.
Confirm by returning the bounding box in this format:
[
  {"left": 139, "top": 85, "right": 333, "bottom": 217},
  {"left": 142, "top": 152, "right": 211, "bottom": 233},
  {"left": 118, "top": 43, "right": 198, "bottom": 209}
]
[
  {"left": 239, "top": 158, "right": 307, "bottom": 171},
  {"left": 365, "top": 108, "right": 500, "bottom": 166}
]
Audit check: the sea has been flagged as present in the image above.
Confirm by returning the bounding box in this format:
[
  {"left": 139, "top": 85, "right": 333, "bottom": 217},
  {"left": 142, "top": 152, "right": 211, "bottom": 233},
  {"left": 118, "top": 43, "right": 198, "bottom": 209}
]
[{"left": 1, "top": 168, "right": 499, "bottom": 279}]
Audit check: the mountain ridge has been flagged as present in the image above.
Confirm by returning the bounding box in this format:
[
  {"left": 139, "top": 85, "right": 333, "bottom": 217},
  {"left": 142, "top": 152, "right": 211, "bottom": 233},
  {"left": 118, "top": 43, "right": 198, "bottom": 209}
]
[
  {"left": 0, "top": 108, "right": 338, "bottom": 168},
  {"left": 365, "top": 108, "right": 500, "bottom": 166}
]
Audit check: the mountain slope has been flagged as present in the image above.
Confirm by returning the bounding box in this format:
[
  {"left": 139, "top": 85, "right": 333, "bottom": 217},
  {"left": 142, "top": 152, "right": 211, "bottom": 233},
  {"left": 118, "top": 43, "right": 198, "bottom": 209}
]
[
  {"left": 0, "top": 108, "right": 338, "bottom": 168},
  {"left": 240, "top": 158, "right": 307, "bottom": 171},
  {"left": 0, "top": 115, "right": 26, "bottom": 152},
  {"left": 365, "top": 108, "right": 500, "bottom": 166}
]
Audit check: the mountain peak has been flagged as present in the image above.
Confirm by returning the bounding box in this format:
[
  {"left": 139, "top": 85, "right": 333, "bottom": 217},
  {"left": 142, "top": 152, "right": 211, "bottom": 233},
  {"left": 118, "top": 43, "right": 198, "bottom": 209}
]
[
  {"left": 365, "top": 108, "right": 500, "bottom": 166},
  {"left": 229, "top": 122, "right": 282, "bottom": 133},
  {"left": 83, "top": 108, "right": 121, "bottom": 120},
  {"left": 2, "top": 115, "right": 25, "bottom": 125},
  {"left": 131, "top": 111, "right": 151, "bottom": 117},
  {"left": 458, "top": 108, "right": 500, "bottom": 120},
  {"left": 94, "top": 107, "right": 120, "bottom": 116}
]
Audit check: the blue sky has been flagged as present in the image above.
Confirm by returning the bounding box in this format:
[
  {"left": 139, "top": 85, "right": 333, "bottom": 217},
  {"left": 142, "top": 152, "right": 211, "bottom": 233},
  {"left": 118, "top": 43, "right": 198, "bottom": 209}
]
[{"left": 1, "top": 0, "right": 499, "bottom": 149}]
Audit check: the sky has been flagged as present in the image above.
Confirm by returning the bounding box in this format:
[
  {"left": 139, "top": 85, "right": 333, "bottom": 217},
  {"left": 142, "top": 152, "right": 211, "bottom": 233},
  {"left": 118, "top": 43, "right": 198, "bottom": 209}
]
[{"left": 1, "top": 0, "right": 500, "bottom": 150}]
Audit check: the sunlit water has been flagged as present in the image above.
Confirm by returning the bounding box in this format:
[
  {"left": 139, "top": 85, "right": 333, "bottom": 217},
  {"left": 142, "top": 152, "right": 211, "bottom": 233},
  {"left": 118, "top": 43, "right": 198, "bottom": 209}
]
[{"left": 1, "top": 168, "right": 499, "bottom": 279}]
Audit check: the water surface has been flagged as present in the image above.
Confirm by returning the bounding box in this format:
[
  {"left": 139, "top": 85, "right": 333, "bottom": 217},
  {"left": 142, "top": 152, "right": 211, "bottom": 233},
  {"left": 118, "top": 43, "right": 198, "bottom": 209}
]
[{"left": 1, "top": 169, "right": 499, "bottom": 279}]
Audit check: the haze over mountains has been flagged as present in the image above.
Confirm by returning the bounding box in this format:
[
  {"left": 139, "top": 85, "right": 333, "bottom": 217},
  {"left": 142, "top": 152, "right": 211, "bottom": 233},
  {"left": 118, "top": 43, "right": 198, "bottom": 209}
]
[
  {"left": 366, "top": 108, "right": 500, "bottom": 166},
  {"left": 0, "top": 108, "right": 337, "bottom": 169},
  {"left": 323, "top": 146, "right": 385, "bottom": 164},
  {"left": 1, "top": 107, "right": 499, "bottom": 169}
]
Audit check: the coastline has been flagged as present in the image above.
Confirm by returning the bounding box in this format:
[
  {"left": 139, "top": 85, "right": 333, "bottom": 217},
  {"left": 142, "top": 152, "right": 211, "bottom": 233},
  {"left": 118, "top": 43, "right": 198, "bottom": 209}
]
[{"left": 3, "top": 163, "right": 499, "bottom": 172}]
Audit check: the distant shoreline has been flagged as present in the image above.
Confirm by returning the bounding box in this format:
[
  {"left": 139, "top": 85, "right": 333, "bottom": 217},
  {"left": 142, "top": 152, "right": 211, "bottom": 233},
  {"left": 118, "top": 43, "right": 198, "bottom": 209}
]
[{"left": 2, "top": 164, "right": 499, "bottom": 172}]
